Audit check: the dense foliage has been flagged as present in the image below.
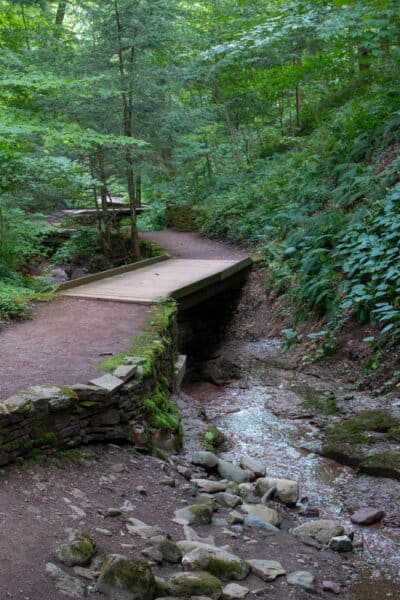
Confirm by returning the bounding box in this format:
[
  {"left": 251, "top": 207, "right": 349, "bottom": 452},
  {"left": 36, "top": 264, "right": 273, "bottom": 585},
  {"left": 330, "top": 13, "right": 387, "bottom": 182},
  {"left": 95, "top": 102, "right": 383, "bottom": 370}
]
[{"left": 0, "top": 0, "right": 400, "bottom": 359}]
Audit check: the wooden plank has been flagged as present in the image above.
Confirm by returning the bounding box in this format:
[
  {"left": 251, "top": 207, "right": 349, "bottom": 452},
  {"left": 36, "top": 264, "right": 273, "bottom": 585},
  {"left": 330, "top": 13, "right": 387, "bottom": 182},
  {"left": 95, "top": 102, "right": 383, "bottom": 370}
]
[
  {"left": 58, "top": 255, "right": 170, "bottom": 292},
  {"left": 62, "top": 258, "right": 252, "bottom": 305}
]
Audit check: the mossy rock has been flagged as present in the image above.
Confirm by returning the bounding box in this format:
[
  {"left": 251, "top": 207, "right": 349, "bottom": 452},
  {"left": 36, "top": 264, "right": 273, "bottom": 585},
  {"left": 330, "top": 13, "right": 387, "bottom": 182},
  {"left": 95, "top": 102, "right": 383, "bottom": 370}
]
[
  {"left": 200, "top": 427, "right": 229, "bottom": 452},
  {"left": 360, "top": 451, "right": 400, "bottom": 480},
  {"left": 96, "top": 555, "right": 155, "bottom": 600},
  {"left": 182, "top": 546, "right": 250, "bottom": 581},
  {"left": 322, "top": 410, "right": 400, "bottom": 479},
  {"left": 169, "top": 571, "right": 223, "bottom": 599},
  {"left": 57, "top": 529, "right": 95, "bottom": 567},
  {"left": 174, "top": 503, "right": 214, "bottom": 526},
  {"left": 324, "top": 410, "right": 400, "bottom": 447}
]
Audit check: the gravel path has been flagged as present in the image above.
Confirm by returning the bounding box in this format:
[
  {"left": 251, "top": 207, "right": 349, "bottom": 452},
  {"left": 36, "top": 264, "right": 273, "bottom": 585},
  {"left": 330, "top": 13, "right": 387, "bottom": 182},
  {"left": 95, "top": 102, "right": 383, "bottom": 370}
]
[{"left": 0, "top": 231, "right": 246, "bottom": 399}]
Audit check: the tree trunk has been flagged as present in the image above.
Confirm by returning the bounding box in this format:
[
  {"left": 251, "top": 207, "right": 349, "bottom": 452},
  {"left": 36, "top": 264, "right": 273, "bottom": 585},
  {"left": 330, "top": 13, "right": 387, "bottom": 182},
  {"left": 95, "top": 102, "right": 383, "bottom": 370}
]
[
  {"left": 97, "top": 150, "right": 112, "bottom": 257},
  {"left": 20, "top": 5, "right": 31, "bottom": 51},
  {"left": 113, "top": 0, "right": 141, "bottom": 261},
  {"left": 55, "top": 0, "right": 68, "bottom": 25},
  {"left": 295, "top": 52, "right": 302, "bottom": 129}
]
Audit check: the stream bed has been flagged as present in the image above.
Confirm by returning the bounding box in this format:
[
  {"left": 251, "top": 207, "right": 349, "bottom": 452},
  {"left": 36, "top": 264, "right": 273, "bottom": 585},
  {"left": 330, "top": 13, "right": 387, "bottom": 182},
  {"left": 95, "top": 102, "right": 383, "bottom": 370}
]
[{"left": 183, "top": 336, "right": 400, "bottom": 599}]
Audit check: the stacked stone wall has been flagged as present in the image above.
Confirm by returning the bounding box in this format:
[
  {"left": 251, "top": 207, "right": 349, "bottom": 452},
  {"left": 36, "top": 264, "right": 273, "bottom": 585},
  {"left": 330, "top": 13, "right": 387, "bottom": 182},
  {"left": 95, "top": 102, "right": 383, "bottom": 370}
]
[{"left": 0, "top": 303, "right": 179, "bottom": 467}]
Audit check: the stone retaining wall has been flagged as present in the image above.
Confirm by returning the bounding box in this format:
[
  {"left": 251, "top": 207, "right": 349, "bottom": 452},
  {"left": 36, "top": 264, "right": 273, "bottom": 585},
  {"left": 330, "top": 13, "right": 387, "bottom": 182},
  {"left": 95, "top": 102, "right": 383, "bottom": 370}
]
[{"left": 0, "top": 301, "right": 182, "bottom": 467}]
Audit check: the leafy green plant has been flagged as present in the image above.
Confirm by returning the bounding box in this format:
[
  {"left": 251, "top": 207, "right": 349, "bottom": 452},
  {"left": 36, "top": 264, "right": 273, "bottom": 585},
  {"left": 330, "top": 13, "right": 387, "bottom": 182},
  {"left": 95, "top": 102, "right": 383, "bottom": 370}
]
[{"left": 52, "top": 227, "right": 100, "bottom": 264}]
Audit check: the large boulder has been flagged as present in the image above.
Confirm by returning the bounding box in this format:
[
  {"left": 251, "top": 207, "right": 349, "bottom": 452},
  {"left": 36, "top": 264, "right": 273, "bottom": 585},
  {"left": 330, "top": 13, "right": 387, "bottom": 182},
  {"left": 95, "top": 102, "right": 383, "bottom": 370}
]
[
  {"left": 255, "top": 477, "right": 299, "bottom": 506},
  {"left": 292, "top": 520, "right": 345, "bottom": 545},
  {"left": 181, "top": 545, "right": 250, "bottom": 581},
  {"left": 96, "top": 555, "right": 155, "bottom": 600},
  {"left": 169, "top": 571, "right": 223, "bottom": 599},
  {"left": 56, "top": 529, "right": 95, "bottom": 567}
]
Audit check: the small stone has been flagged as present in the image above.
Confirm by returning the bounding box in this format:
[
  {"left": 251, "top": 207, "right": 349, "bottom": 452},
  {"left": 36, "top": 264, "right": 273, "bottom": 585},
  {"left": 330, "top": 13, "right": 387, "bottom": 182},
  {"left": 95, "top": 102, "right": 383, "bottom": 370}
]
[
  {"left": 177, "top": 466, "right": 192, "bottom": 480},
  {"left": 56, "top": 529, "right": 96, "bottom": 567},
  {"left": 113, "top": 364, "right": 137, "bottom": 380},
  {"left": 106, "top": 508, "right": 122, "bottom": 518},
  {"left": 111, "top": 463, "right": 128, "bottom": 474},
  {"left": 160, "top": 477, "right": 176, "bottom": 488},
  {"left": 243, "top": 514, "right": 280, "bottom": 532},
  {"left": 126, "top": 518, "right": 163, "bottom": 539},
  {"left": 239, "top": 457, "right": 266, "bottom": 478},
  {"left": 350, "top": 508, "right": 385, "bottom": 526},
  {"left": 217, "top": 459, "right": 249, "bottom": 484},
  {"left": 287, "top": 571, "right": 315, "bottom": 590},
  {"left": 135, "top": 486, "right": 147, "bottom": 495},
  {"left": 183, "top": 526, "right": 215, "bottom": 546},
  {"left": 46, "top": 563, "right": 86, "bottom": 598},
  {"left": 248, "top": 560, "right": 286, "bottom": 582},
  {"left": 191, "top": 451, "right": 219, "bottom": 469},
  {"left": 174, "top": 504, "right": 215, "bottom": 526},
  {"left": 181, "top": 545, "right": 250, "bottom": 581},
  {"left": 255, "top": 477, "right": 299, "bottom": 506},
  {"left": 169, "top": 571, "right": 223, "bottom": 599},
  {"left": 238, "top": 483, "right": 258, "bottom": 504},
  {"left": 143, "top": 536, "right": 182, "bottom": 564},
  {"left": 298, "top": 506, "right": 320, "bottom": 518},
  {"left": 95, "top": 528, "right": 113, "bottom": 537},
  {"left": 292, "top": 520, "right": 345, "bottom": 545},
  {"left": 228, "top": 511, "right": 244, "bottom": 525},
  {"left": 89, "top": 374, "right": 124, "bottom": 392},
  {"left": 322, "top": 580, "right": 341, "bottom": 594},
  {"left": 215, "top": 492, "right": 243, "bottom": 508},
  {"left": 192, "top": 479, "right": 229, "bottom": 494},
  {"left": 329, "top": 535, "right": 353, "bottom": 553},
  {"left": 241, "top": 504, "right": 282, "bottom": 528},
  {"left": 223, "top": 582, "right": 249, "bottom": 599}
]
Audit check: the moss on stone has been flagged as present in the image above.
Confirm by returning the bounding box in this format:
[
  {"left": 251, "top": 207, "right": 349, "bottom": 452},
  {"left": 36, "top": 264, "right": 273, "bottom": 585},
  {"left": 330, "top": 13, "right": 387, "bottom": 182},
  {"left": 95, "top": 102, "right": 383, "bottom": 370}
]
[
  {"left": 97, "top": 300, "right": 177, "bottom": 375},
  {"left": 322, "top": 410, "right": 400, "bottom": 478},
  {"left": 97, "top": 556, "right": 155, "bottom": 600},
  {"left": 57, "top": 530, "right": 96, "bottom": 567},
  {"left": 169, "top": 571, "right": 223, "bottom": 598},
  {"left": 188, "top": 503, "right": 214, "bottom": 525},
  {"left": 200, "top": 426, "right": 229, "bottom": 452},
  {"left": 324, "top": 410, "right": 400, "bottom": 447},
  {"left": 206, "top": 556, "right": 250, "bottom": 581},
  {"left": 360, "top": 451, "right": 400, "bottom": 480},
  {"left": 59, "top": 387, "right": 79, "bottom": 401}
]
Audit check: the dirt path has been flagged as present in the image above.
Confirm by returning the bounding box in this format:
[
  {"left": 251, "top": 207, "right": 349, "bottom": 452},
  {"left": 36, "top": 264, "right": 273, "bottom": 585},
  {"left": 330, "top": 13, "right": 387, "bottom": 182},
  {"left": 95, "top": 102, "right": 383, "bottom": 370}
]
[
  {"left": 0, "top": 231, "right": 244, "bottom": 400},
  {"left": 141, "top": 230, "right": 247, "bottom": 260}
]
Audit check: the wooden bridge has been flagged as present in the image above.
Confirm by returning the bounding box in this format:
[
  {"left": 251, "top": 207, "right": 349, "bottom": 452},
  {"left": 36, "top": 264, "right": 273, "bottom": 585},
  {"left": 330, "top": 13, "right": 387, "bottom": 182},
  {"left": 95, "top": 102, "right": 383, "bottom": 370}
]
[{"left": 60, "top": 254, "right": 252, "bottom": 309}]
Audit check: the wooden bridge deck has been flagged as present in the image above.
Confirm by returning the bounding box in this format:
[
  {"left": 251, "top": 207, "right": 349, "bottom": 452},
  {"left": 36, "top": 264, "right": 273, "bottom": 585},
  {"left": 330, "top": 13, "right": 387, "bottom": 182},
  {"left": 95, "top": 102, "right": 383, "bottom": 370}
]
[{"left": 62, "top": 257, "right": 252, "bottom": 305}]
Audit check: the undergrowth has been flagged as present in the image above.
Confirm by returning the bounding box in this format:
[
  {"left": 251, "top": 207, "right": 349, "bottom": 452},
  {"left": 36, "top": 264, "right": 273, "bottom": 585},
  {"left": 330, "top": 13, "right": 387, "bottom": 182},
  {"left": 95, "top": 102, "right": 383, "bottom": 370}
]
[{"left": 179, "top": 65, "right": 400, "bottom": 376}]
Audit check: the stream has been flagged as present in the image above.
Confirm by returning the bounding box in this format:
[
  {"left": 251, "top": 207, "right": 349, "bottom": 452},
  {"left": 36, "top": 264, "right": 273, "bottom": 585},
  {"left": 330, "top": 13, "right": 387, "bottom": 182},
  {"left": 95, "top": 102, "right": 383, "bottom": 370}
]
[{"left": 183, "top": 336, "right": 400, "bottom": 599}]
